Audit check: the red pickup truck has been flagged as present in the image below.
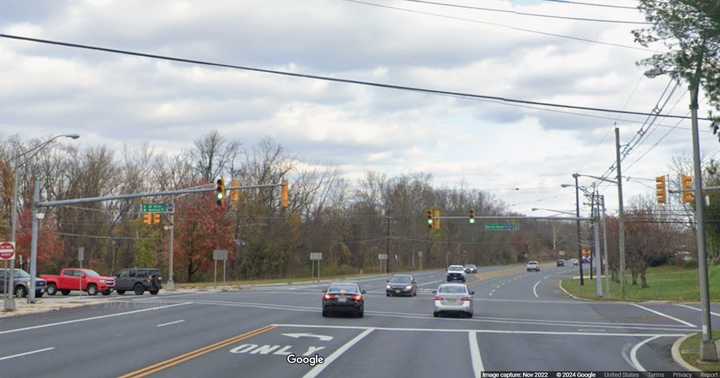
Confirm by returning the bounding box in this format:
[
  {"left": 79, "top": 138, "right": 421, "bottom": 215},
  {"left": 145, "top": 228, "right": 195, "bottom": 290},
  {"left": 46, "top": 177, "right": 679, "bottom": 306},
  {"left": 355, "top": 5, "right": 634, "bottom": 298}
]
[{"left": 41, "top": 268, "right": 116, "bottom": 296}]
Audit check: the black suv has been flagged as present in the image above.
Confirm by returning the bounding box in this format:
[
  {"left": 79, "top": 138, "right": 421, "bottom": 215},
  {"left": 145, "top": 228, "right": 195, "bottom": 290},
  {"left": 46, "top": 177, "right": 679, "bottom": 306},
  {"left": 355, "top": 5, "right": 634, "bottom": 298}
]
[
  {"left": 0, "top": 269, "right": 46, "bottom": 298},
  {"left": 114, "top": 268, "right": 162, "bottom": 295}
]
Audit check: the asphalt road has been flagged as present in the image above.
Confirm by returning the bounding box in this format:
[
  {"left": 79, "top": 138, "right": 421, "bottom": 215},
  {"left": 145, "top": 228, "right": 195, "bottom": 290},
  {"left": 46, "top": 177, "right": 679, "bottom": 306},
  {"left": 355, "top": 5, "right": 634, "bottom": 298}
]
[{"left": 0, "top": 264, "right": 709, "bottom": 378}]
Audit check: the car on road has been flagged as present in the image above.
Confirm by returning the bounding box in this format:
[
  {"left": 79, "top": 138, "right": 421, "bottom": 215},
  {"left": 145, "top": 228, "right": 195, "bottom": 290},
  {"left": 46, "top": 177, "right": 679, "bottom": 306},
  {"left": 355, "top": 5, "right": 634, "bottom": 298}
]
[
  {"left": 464, "top": 264, "right": 478, "bottom": 274},
  {"left": 433, "top": 283, "right": 474, "bottom": 318},
  {"left": 556, "top": 259, "right": 565, "bottom": 267},
  {"left": 41, "top": 268, "right": 115, "bottom": 296},
  {"left": 446, "top": 265, "right": 466, "bottom": 282},
  {"left": 526, "top": 261, "right": 540, "bottom": 272},
  {"left": 569, "top": 258, "right": 579, "bottom": 266},
  {"left": 386, "top": 274, "right": 417, "bottom": 296},
  {"left": 114, "top": 268, "right": 162, "bottom": 295},
  {"left": 322, "top": 282, "right": 366, "bottom": 317},
  {"left": 0, "top": 269, "right": 46, "bottom": 298}
]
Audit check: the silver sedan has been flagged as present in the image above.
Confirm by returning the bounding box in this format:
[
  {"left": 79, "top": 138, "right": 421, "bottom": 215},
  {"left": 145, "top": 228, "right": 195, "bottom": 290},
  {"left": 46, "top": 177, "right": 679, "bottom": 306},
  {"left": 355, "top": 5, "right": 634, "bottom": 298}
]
[{"left": 432, "top": 283, "right": 474, "bottom": 318}]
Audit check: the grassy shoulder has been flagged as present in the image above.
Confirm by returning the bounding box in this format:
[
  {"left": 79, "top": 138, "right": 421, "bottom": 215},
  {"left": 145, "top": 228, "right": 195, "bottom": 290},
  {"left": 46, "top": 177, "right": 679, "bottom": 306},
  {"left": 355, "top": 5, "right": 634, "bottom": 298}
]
[
  {"left": 679, "top": 333, "right": 720, "bottom": 372},
  {"left": 561, "top": 264, "right": 720, "bottom": 302}
]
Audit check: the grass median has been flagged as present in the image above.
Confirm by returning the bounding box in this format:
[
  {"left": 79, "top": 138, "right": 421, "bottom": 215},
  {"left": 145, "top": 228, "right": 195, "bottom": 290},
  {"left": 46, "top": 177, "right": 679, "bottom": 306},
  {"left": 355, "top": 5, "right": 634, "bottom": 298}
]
[
  {"left": 679, "top": 333, "right": 720, "bottom": 372},
  {"left": 560, "top": 264, "right": 720, "bottom": 302}
]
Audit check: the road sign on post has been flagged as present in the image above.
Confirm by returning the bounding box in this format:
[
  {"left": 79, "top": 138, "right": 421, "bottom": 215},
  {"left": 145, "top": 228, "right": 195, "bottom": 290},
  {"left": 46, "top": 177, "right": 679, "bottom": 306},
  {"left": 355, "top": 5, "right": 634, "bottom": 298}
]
[
  {"left": 309, "top": 253, "right": 323, "bottom": 261},
  {"left": 78, "top": 247, "right": 85, "bottom": 268},
  {"left": 213, "top": 249, "right": 228, "bottom": 289},
  {"left": 0, "top": 242, "right": 15, "bottom": 260},
  {"left": 310, "top": 252, "right": 322, "bottom": 283},
  {"left": 484, "top": 223, "right": 519, "bottom": 232}
]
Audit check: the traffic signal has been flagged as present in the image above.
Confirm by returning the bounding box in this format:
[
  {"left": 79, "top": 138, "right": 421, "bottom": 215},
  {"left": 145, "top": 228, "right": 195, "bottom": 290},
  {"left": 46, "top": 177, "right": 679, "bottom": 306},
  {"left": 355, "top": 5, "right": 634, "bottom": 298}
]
[
  {"left": 468, "top": 209, "right": 475, "bottom": 224},
  {"left": 231, "top": 179, "right": 240, "bottom": 206},
  {"left": 682, "top": 175, "right": 694, "bottom": 204},
  {"left": 281, "top": 180, "right": 289, "bottom": 209},
  {"left": 143, "top": 213, "right": 152, "bottom": 224},
  {"left": 655, "top": 176, "right": 666, "bottom": 204},
  {"left": 432, "top": 208, "right": 441, "bottom": 231},
  {"left": 426, "top": 210, "right": 433, "bottom": 229},
  {"left": 216, "top": 178, "right": 225, "bottom": 207},
  {"left": 153, "top": 214, "right": 161, "bottom": 224}
]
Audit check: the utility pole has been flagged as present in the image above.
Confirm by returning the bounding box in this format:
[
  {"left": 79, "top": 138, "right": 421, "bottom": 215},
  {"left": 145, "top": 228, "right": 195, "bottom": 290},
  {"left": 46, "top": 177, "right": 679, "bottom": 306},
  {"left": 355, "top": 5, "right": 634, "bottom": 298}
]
[
  {"left": 28, "top": 178, "right": 40, "bottom": 303},
  {"left": 615, "top": 127, "right": 626, "bottom": 300},
  {"left": 592, "top": 187, "right": 602, "bottom": 297},
  {"left": 589, "top": 189, "right": 595, "bottom": 281},
  {"left": 688, "top": 54, "right": 716, "bottom": 360},
  {"left": 385, "top": 216, "right": 391, "bottom": 274},
  {"left": 601, "top": 195, "right": 609, "bottom": 295},
  {"left": 4, "top": 165, "right": 19, "bottom": 311},
  {"left": 573, "top": 173, "right": 584, "bottom": 285},
  {"left": 166, "top": 196, "right": 176, "bottom": 290}
]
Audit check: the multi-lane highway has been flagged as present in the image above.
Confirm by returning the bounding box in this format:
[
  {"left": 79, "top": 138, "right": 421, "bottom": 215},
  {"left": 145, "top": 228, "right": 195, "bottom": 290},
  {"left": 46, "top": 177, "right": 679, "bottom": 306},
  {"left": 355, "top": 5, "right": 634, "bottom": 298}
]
[{"left": 0, "top": 264, "right": 711, "bottom": 377}]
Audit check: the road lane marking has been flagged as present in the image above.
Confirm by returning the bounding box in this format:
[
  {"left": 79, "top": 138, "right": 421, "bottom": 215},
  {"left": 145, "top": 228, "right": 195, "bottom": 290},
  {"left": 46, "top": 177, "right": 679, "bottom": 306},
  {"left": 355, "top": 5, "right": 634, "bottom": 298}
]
[
  {"left": 468, "top": 331, "right": 484, "bottom": 378},
  {"left": 532, "top": 280, "right": 541, "bottom": 298},
  {"left": 0, "top": 302, "right": 193, "bottom": 335},
  {"left": 274, "top": 323, "right": 687, "bottom": 337},
  {"left": 282, "top": 333, "right": 333, "bottom": 341},
  {"left": 675, "top": 304, "right": 720, "bottom": 317},
  {"left": 631, "top": 303, "right": 696, "bottom": 328},
  {"left": 0, "top": 347, "right": 54, "bottom": 361},
  {"left": 630, "top": 335, "right": 662, "bottom": 371},
  {"left": 119, "top": 325, "right": 276, "bottom": 378},
  {"left": 302, "top": 328, "right": 375, "bottom": 378},
  {"left": 157, "top": 320, "right": 185, "bottom": 328}
]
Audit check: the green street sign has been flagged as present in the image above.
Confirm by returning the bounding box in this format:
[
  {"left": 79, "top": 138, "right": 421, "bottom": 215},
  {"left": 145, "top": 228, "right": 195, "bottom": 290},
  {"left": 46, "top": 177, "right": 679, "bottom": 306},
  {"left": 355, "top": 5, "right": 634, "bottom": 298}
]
[
  {"left": 141, "top": 203, "right": 174, "bottom": 214},
  {"left": 484, "top": 223, "right": 519, "bottom": 232}
]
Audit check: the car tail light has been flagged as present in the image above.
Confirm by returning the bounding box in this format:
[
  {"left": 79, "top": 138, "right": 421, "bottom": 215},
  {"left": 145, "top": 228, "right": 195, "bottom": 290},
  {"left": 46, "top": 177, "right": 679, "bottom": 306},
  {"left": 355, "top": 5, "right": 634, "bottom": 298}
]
[
  {"left": 432, "top": 295, "right": 444, "bottom": 301},
  {"left": 352, "top": 294, "right": 363, "bottom": 301},
  {"left": 461, "top": 296, "right": 472, "bottom": 302},
  {"left": 323, "top": 294, "right": 334, "bottom": 300}
]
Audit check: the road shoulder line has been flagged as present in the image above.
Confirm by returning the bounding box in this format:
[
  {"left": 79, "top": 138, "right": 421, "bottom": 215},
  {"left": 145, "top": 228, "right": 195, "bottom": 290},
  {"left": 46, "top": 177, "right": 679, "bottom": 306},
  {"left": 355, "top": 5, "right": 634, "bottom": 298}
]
[
  {"left": 631, "top": 303, "right": 696, "bottom": 328},
  {"left": 0, "top": 347, "right": 54, "bottom": 361}
]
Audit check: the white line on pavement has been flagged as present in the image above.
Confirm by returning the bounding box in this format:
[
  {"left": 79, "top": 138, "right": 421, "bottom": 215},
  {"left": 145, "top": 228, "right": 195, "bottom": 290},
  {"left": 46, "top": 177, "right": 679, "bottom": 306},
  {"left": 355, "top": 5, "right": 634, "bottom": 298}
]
[
  {"left": 273, "top": 323, "right": 688, "bottom": 338},
  {"left": 417, "top": 280, "right": 443, "bottom": 287},
  {"left": 631, "top": 304, "right": 696, "bottom": 328},
  {"left": 0, "top": 302, "right": 193, "bottom": 336},
  {"left": 630, "top": 335, "right": 662, "bottom": 371},
  {"left": 156, "top": 319, "right": 185, "bottom": 327},
  {"left": 675, "top": 304, "right": 720, "bottom": 317},
  {"left": 0, "top": 347, "right": 55, "bottom": 362},
  {"left": 532, "top": 281, "right": 541, "bottom": 298},
  {"left": 302, "top": 328, "right": 375, "bottom": 378},
  {"left": 468, "top": 331, "right": 484, "bottom": 378}
]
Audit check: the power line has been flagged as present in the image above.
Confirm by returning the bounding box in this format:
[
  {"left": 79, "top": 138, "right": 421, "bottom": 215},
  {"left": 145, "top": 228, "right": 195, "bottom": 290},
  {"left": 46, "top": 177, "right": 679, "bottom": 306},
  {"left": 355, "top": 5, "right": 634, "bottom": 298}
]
[
  {"left": 395, "top": 0, "right": 649, "bottom": 24},
  {"left": 543, "top": 0, "right": 639, "bottom": 10},
  {"left": 341, "top": 0, "right": 658, "bottom": 52},
  {"left": 1, "top": 33, "right": 703, "bottom": 121}
]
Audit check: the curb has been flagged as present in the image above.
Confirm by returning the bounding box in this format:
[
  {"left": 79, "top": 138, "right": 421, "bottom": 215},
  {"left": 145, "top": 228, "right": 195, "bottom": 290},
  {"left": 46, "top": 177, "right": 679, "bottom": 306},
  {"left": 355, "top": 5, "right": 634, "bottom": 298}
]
[
  {"left": 671, "top": 333, "right": 701, "bottom": 372},
  {"left": 558, "top": 280, "right": 585, "bottom": 301}
]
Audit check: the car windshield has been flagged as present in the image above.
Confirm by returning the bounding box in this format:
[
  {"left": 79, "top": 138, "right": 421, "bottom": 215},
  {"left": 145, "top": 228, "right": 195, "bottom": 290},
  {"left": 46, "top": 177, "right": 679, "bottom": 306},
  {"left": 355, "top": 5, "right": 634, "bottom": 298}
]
[
  {"left": 327, "top": 285, "right": 359, "bottom": 294},
  {"left": 390, "top": 276, "right": 411, "bottom": 283},
  {"left": 84, "top": 270, "right": 100, "bottom": 277},
  {"left": 438, "top": 285, "right": 467, "bottom": 294},
  {"left": 14, "top": 269, "right": 31, "bottom": 278},
  {"left": 448, "top": 266, "right": 464, "bottom": 271}
]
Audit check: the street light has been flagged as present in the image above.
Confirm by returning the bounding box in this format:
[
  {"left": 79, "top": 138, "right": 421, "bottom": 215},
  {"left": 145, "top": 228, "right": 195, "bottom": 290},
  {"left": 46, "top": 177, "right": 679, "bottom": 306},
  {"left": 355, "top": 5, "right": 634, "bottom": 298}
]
[
  {"left": 7, "top": 134, "right": 80, "bottom": 308},
  {"left": 531, "top": 208, "right": 575, "bottom": 216}
]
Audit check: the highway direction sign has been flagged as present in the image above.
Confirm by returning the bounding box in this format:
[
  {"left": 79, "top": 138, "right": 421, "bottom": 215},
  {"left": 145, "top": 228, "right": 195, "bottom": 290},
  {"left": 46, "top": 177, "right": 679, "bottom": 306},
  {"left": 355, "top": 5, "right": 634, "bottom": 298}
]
[
  {"left": 0, "top": 241, "right": 15, "bottom": 260},
  {"left": 141, "top": 203, "right": 174, "bottom": 214},
  {"left": 309, "top": 252, "right": 323, "bottom": 261},
  {"left": 484, "top": 223, "right": 519, "bottom": 232},
  {"left": 378, "top": 253, "right": 388, "bottom": 260}
]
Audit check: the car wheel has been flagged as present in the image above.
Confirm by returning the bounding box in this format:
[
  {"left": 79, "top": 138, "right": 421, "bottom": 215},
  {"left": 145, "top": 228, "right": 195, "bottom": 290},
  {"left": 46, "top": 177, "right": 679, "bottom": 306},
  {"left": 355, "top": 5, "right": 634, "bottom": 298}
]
[
  {"left": 357, "top": 310, "right": 364, "bottom": 318},
  {"left": 101, "top": 290, "right": 111, "bottom": 296},
  {"left": 150, "top": 290, "right": 159, "bottom": 295},
  {"left": 134, "top": 283, "right": 144, "bottom": 296},
  {"left": 322, "top": 309, "right": 329, "bottom": 317},
  {"left": 87, "top": 284, "right": 98, "bottom": 296},
  {"left": 61, "top": 290, "right": 71, "bottom": 296},
  {"left": 386, "top": 292, "right": 390, "bottom": 297},
  {"left": 116, "top": 290, "right": 125, "bottom": 295},
  {"left": 433, "top": 311, "right": 439, "bottom": 317},
  {"left": 47, "top": 284, "right": 58, "bottom": 296},
  {"left": 14, "top": 285, "right": 27, "bottom": 298}
]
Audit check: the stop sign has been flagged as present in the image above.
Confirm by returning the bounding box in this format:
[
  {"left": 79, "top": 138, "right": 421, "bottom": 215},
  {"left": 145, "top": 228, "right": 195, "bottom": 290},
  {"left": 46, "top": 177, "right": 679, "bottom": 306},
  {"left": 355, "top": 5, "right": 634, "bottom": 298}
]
[{"left": 0, "top": 242, "right": 15, "bottom": 260}]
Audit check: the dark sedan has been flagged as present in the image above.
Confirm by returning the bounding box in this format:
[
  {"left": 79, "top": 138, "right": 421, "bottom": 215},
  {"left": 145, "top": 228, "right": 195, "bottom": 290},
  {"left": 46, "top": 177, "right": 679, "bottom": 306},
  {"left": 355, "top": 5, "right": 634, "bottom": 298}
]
[
  {"left": 0, "top": 269, "right": 46, "bottom": 298},
  {"left": 385, "top": 274, "right": 417, "bottom": 296},
  {"left": 322, "top": 283, "right": 366, "bottom": 317}
]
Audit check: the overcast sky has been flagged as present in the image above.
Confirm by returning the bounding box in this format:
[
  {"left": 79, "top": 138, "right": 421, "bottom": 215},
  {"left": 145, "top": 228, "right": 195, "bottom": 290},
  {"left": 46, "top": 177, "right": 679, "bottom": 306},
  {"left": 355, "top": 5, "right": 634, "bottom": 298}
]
[{"left": 1, "top": 0, "right": 717, "bottom": 216}]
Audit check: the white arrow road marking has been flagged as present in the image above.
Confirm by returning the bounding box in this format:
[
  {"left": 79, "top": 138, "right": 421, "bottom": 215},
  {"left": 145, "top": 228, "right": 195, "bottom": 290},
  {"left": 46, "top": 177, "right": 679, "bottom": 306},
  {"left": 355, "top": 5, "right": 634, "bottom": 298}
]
[
  {"left": 303, "top": 328, "right": 374, "bottom": 378},
  {"left": 532, "top": 280, "right": 542, "bottom": 298},
  {"left": 630, "top": 335, "right": 662, "bottom": 371},
  {"left": 0, "top": 347, "right": 54, "bottom": 361},
  {"left": 282, "top": 333, "right": 333, "bottom": 342}
]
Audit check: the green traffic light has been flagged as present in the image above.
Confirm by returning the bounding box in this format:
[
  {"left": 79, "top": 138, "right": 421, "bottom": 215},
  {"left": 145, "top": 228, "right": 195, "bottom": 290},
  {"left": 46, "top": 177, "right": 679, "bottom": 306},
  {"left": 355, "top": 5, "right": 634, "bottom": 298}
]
[{"left": 469, "top": 218, "right": 475, "bottom": 224}]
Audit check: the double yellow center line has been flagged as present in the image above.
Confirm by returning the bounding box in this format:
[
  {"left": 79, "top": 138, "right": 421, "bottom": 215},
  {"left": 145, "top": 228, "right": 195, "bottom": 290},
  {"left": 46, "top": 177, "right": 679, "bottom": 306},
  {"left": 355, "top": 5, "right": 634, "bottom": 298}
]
[{"left": 119, "top": 324, "right": 276, "bottom": 378}]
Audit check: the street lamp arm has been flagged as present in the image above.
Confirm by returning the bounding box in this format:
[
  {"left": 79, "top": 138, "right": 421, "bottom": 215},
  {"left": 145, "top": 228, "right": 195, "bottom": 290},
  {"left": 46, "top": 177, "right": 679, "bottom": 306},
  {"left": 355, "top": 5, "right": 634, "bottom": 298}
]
[
  {"left": 576, "top": 173, "right": 617, "bottom": 185},
  {"left": 11, "top": 134, "right": 80, "bottom": 164}
]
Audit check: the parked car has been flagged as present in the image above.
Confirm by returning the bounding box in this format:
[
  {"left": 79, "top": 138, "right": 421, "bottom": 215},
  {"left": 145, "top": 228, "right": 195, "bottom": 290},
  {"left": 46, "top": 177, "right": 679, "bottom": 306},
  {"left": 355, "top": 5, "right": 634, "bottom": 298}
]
[
  {"left": 386, "top": 274, "right": 417, "bottom": 296},
  {"left": 41, "top": 268, "right": 115, "bottom": 296},
  {"left": 556, "top": 259, "right": 565, "bottom": 267},
  {"left": 446, "top": 265, "right": 466, "bottom": 282},
  {"left": 0, "top": 269, "right": 46, "bottom": 298},
  {"left": 526, "top": 261, "right": 540, "bottom": 272},
  {"left": 114, "top": 268, "right": 162, "bottom": 295},
  {"left": 464, "top": 264, "right": 478, "bottom": 274},
  {"left": 433, "top": 283, "right": 474, "bottom": 318},
  {"left": 322, "top": 282, "right": 366, "bottom": 317}
]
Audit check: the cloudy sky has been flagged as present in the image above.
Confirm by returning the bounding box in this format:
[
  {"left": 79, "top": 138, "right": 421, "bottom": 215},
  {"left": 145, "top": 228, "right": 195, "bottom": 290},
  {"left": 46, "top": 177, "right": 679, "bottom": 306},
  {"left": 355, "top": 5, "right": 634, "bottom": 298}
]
[{"left": 1, "top": 0, "right": 716, "bottom": 216}]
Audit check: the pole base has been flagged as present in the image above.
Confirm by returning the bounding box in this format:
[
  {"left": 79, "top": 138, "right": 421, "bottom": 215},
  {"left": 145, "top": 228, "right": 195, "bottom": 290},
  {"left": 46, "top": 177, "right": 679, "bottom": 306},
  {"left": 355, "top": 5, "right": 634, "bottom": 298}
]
[
  {"left": 3, "top": 298, "right": 16, "bottom": 312},
  {"left": 700, "top": 340, "right": 719, "bottom": 362},
  {"left": 166, "top": 280, "right": 176, "bottom": 291}
]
